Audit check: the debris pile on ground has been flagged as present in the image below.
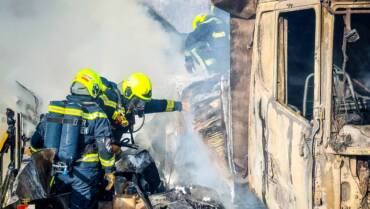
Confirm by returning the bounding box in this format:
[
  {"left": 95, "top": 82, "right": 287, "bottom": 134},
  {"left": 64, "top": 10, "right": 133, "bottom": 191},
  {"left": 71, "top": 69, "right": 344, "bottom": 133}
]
[{"left": 150, "top": 185, "right": 224, "bottom": 209}]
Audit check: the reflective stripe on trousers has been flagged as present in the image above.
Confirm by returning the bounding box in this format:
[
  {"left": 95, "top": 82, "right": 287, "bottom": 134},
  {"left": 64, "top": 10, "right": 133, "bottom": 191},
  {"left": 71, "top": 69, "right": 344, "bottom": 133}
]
[
  {"left": 76, "top": 153, "right": 99, "bottom": 163},
  {"left": 99, "top": 155, "right": 115, "bottom": 167}
]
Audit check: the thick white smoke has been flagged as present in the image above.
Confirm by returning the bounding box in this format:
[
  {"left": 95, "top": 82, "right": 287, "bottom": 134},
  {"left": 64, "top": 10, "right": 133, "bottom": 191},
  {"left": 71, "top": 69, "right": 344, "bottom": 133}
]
[
  {"left": 143, "top": 0, "right": 210, "bottom": 33},
  {"left": 171, "top": 116, "right": 233, "bottom": 207},
  {"left": 0, "top": 0, "right": 239, "bottom": 208},
  {"left": 0, "top": 0, "right": 186, "bottom": 112}
]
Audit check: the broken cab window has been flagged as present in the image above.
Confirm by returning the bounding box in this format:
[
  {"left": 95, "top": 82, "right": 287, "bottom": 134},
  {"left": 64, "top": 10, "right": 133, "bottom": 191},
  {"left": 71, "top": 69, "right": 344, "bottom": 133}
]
[
  {"left": 333, "top": 12, "right": 370, "bottom": 125},
  {"left": 276, "top": 9, "right": 316, "bottom": 120}
]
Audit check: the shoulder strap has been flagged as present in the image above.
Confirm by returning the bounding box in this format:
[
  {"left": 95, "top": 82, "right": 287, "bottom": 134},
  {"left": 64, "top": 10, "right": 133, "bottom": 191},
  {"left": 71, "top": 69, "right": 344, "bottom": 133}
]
[{"left": 46, "top": 117, "right": 84, "bottom": 126}]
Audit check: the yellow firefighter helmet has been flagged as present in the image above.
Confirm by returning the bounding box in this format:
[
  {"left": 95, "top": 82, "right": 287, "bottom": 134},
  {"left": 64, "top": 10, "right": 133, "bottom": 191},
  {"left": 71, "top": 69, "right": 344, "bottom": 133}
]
[
  {"left": 120, "top": 72, "right": 152, "bottom": 101},
  {"left": 72, "top": 68, "right": 103, "bottom": 98},
  {"left": 192, "top": 13, "right": 208, "bottom": 30}
]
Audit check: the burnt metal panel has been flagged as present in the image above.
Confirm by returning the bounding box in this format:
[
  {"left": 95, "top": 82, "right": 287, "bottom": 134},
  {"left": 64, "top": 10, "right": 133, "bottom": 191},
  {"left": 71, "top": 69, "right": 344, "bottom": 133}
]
[
  {"left": 230, "top": 17, "right": 255, "bottom": 176},
  {"left": 212, "top": 0, "right": 257, "bottom": 19}
]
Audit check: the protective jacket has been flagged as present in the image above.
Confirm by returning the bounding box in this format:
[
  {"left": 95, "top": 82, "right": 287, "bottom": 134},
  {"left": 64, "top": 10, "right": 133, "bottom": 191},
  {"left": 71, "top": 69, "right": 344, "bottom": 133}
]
[
  {"left": 98, "top": 78, "right": 182, "bottom": 141},
  {"left": 185, "top": 14, "right": 230, "bottom": 73}
]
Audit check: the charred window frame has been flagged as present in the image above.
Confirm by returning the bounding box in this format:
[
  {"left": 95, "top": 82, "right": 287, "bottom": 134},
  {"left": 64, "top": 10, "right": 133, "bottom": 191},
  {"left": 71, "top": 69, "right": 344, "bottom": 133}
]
[
  {"left": 332, "top": 10, "right": 370, "bottom": 125},
  {"left": 276, "top": 9, "right": 316, "bottom": 121}
]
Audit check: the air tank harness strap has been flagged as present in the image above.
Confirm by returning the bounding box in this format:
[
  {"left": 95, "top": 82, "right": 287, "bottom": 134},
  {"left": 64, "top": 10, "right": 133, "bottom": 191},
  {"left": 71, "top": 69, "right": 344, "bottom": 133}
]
[
  {"left": 46, "top": 117, "right": 85, "bottom": 126},
  {"left": 46, "top": 117, "right": 87, "bottom": 134}
]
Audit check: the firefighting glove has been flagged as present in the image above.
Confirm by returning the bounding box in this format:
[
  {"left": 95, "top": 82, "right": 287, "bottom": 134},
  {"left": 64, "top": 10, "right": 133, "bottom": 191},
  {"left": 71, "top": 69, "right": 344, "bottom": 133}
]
[
  {"left": 111, "top": 144, "right": 122, "bottom": 154},
  {"left": 112, "top": 111, "right": 129, "bottom": 127},
  {"left": 104, "top": 173, "right": 116, "bottom": 191},
  {"left": 179, "top": 100, "right": 190, "bottom": 112}
]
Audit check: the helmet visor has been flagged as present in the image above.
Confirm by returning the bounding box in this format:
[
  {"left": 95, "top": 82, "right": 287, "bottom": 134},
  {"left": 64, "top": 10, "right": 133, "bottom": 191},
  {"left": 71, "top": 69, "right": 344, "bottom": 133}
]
[{"left": 128, "top": 96, "right": 146, "bottom": 112}]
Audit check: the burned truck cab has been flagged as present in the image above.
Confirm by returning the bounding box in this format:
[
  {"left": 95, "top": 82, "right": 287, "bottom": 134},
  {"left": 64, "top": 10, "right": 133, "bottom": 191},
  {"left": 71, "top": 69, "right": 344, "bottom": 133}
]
[
  {"left": 247, "top": 0, "right": 370, "bottom": 209},
  {"left": 324, "top": 1, "right": 370, "bottom": 209}
]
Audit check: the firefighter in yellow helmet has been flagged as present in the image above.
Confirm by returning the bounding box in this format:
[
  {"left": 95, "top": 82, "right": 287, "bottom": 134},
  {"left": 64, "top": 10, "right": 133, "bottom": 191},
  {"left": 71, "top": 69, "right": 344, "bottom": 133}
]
[
  {"left": 120, "top": 72, "right": 153, "bottom": 113},
  {"left": 184, "top": 10, "right": 230, "bottom": 74},
  {"left": 70, "top": 68, "right": 103, "bottom": 98},
  {"left": 97, "top": 72, "right": 183, "bottom": 152},
  {"left": 31, "top": 68, "right": 116, "bottom": 209},
  {"left": 97, "top": 72, "right": 183, "bottom": 193},
  {"left": 192, "top": 14, "right": 207, "bottom": 31}
]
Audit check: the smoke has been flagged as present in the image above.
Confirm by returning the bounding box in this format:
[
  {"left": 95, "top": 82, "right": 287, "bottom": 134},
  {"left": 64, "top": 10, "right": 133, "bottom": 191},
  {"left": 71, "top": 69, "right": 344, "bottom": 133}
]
[
  {"left": 0, "top": 0, "right": 240, "bottom": 207},
  {"left": 142, "top": 0, "right": 210, "bottom": 33},
  {"left": 171, "top": 116, "right": 233, "bottom": 207},
  {"left": 136, "top": 111, "right": 234, "bottom": 208},
  {"left": 0, "top": 0, "right": 186, "bottom": 113}
]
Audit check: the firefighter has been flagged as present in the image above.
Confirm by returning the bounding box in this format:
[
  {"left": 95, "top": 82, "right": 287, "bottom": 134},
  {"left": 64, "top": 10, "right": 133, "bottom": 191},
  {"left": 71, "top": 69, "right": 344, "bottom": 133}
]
[
  {"left": 97, "top": 72, "right": 183, "bottom": 148},
  {"left": 184, "top": 12, "right": 230, "bottom": 74},
  {"left": 31, "top": 68, "right": 115, "bottom": 209}
]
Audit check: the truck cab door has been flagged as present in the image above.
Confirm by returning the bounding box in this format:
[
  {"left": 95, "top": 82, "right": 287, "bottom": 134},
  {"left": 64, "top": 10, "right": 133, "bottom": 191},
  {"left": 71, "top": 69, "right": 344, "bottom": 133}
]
[{"left": 248, "top": 1, "right": 322, "bottom": 209}]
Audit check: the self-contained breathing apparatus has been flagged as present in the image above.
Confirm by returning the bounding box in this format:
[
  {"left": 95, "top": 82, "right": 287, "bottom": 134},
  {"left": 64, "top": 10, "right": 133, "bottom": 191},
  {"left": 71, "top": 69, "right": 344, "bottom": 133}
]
[
  {"left": 111, "top": 88, "right": 144, "bottom": 148},
  {"left": 44, "top": 100, "right": 87, "bottom": 175},
  {"left": 111, "top": 109, "right": 141, "bottom": 151}
]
